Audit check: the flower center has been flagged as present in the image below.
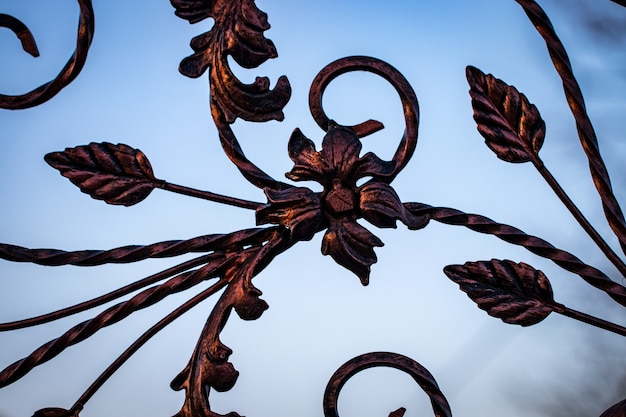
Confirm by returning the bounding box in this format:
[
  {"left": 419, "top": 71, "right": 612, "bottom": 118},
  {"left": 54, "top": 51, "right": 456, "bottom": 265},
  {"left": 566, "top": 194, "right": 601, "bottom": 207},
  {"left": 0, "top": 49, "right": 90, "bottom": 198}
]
[{"left": 324, "top": 180, "right": 356, "bottom": 216}]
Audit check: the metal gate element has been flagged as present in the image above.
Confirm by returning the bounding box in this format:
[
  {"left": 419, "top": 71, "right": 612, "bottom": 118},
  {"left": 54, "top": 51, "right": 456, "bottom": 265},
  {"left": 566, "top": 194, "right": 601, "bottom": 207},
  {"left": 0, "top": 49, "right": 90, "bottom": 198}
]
[{"left": 1, "top": 1, "right": 625, "bottom": 416}]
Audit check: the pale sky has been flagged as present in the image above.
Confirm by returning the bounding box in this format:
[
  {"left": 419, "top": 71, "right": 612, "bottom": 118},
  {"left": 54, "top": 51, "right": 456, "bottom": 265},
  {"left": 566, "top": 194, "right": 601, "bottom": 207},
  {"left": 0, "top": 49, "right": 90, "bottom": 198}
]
[{"left": 1, "top": 1, "right": 625, "bottom": 417}]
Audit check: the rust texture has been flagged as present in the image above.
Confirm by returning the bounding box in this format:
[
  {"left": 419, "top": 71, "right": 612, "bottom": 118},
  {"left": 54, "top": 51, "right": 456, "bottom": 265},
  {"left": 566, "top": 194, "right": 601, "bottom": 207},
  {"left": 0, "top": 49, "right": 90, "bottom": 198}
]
[
  {"left": 323, "top": 352, "right": 452, "bottom": 417},
  {"left": 0, "top": 0, "right": 94, "bottom": 109},
  {"left": 1, "top": 0, "right": 625, "bottom": 416}
]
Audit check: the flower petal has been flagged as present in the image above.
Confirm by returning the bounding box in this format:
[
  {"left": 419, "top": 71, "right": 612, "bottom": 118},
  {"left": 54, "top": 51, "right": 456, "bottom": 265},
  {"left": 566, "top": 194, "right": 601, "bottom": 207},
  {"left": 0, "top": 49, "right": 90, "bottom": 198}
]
[
  {"left": 321, "top": 219, "right": 383, "bottom": 285},
  {"left": 256, "top": 187, "right": 322, "bottom": 241},
  {"left": 359, "top": 182, "right": 430, "bottom": 230},
  {"left": 354, "top": 152, "right": 397, "bottom": 181},
  {"left": 286, "top": 128, "right": 327, "bottom": 183},
  {"left": 320, "top": 123, "right": 362, "bottom": 181}
]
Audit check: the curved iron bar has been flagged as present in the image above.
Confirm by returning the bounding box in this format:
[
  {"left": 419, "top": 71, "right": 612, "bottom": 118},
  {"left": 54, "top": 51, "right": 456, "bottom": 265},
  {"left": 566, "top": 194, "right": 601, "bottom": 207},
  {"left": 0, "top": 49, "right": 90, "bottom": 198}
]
[
  {"left": 213, "top": 115, "right": 293, "bottom": 192},
  {"left": 0, "top": 253, "right": 219, "bottom": 331},
  {"left": 65, "top": 278, "right": 230, "bottom": 417},
  {"left": 173, "top": 0, "right": 294, "bottom": 192},
  {"left": 0, "top": 228, "right": 275, "bottom": 266},
  {"left": 515, "top": 0, "right": 626, "bottom": 257},
  {"left": 531, "top": 158, "right": 626, "bottom": 281},
  {"left": 309, "top": 56, "right": 419, "bottom": 184},
  {"left": 171, "top": 226, "right": 295, "bottom": 417},
  {"left": 0, "top": 0, "right": 625, "bottom": 416},
  {"left": 0, "top": 0, "right": 94, "bottom": 110},
  {"left": 406, "top": 203, "right": 626, "bottom": 307},
  {"left": 0, "top": 228, "right": 280, "bottom": 330},
  {"left": 323, "top": 352, "right": 452, "bottom": 417},
  {"left": 0, "top": 14, "right": 39, "bottom": 57},
  {"left": 0, "top": 259, "right": 227, "bottom": 388}
]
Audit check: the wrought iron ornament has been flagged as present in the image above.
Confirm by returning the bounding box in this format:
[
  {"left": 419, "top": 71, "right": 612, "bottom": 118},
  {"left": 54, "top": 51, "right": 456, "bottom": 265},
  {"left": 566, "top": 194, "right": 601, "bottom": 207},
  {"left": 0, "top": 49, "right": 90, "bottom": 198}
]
[{"left": 1, "top": 0, "right": 625, "bottom": 416}]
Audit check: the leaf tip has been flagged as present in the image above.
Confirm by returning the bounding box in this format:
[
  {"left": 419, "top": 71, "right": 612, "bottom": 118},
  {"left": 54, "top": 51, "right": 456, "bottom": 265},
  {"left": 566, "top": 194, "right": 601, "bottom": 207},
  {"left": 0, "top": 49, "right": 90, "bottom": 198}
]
[{"left": 465, "top": 65, "right": 484, "bottom": 86}]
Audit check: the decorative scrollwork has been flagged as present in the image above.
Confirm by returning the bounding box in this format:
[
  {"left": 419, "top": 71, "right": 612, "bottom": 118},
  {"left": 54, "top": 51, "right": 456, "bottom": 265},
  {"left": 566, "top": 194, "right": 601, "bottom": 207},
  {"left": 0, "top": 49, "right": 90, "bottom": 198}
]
[
  {"left": 323, "top": 352, "right": 452, "bottom": 417},
  {"left": 256, "top": 56, "right": 428, "bottom": 284},
  {"left": 172, "top": 0, "right": 291, "bottom": 125},
  {"left": 0, "top": 0, "right": 94, "bottom": 110},
  {"left": 1, "top": 0, "right": 626, "bottom": 416},
  {"left": 0, "top": 14, "right": 39, "bottom": 58}
]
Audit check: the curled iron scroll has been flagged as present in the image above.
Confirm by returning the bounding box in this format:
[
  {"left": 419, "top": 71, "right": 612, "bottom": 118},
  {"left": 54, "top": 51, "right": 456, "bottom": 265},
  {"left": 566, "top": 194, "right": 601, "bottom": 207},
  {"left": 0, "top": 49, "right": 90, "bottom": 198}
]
[
  {"left": 0, "top": 0, "right": 94, "bottom": 110},
  {"left": 323, "top": 352, "right": 452, "bottom": 417},
  {"left": 309, "top": 56, "right": 419, "bottom": 183},
  {"left": 0, "top": 14, "right": 39, "bottom": 57}
]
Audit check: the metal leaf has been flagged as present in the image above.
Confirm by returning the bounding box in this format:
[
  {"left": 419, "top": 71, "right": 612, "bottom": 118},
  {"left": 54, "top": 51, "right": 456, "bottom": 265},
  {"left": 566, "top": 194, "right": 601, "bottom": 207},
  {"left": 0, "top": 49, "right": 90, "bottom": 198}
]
[
  {"left": 173, "top": 0, "right": 291, "bottom": 123},
  {"left": 466, "top": 66, "right": 545, "bottom": 163},
  {"left": 359, "top": 182, "right": 429, "bottom": 230},
  {"left": 321, "top": 220, "right": 384, "bottom": 286},
  {"left": 175, "top": 0, "right": 276, "bottom": 72},
  {"left": 444, "top": 259, "right": 554, "bottom": 326},
  {"left": 44, "top": 142, "right": 158, "bottom": 206},
  {"left": 256, "top": 186, "right": 323, "bottom": 242}
]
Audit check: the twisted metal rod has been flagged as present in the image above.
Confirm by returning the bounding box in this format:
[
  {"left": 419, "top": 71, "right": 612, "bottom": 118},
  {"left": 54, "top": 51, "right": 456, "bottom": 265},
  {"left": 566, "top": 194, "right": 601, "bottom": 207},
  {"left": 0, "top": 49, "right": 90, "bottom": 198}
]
[
  {"left": 67, "top": 279, "right": 229, "bottom": 416},
  {"left": 0, "top": 228, "right": 281, "bottom": 330},
  {"left": 530, "top": 159, "right": 626, "bottom": 281},
  {"left": 0, "top": 260, "right": 226, "bottom": 388},
  {"left": 0, "top": 0, "right": 94, "bottom": 109},
  {"left": 0, "top": 253, "right": 220, "bottom": 331},
  {"left": 323, "top": 352, "right": 452, "bottom": 417},
  {"left": 0, "top": 14, "right": 39, "bottom": 57},
  {"left": 0, "top": 227, "right": 278, "bottom": 266},
  {"left": 515, "top": 0, "right": 626, "bottom": 256},
  {"left": 407, "top": 203, "right": 626, "bottom": 307}
]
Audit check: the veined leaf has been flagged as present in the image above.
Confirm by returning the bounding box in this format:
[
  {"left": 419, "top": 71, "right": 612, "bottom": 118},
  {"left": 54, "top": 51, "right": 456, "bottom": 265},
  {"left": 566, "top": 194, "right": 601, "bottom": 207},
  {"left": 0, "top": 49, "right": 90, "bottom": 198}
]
[
  {"left": 467, "top": 66, "right": 545, "bottom": 163},
  {"left": 444, "top": 259, "right": 554, "bottom": 326},
  {"left": 321, "top": 220, "right": 384, "bottom": 286},
  {"left": 173, "top": 0, "right": 291, "bottom": 123},
  {"left": 45, "top": 142, "right": 158, "bottom": 206}
]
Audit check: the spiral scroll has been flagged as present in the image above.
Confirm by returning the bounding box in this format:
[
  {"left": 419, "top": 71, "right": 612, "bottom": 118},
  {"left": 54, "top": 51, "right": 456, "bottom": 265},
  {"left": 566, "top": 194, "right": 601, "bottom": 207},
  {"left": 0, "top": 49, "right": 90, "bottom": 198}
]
[
  {"left": 0, "top": 0, "right": 94, "bottom": 109},
  {"left": 323, "top": 352, "right": 452, "bottom": 417}
]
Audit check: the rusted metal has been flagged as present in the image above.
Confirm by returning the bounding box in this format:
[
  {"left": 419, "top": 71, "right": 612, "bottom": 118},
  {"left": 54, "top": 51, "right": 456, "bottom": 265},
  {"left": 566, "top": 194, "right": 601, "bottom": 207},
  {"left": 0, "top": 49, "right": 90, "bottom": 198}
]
[
  {"left": 1, "top": 0, "right": 625, "bottom": 416},
  {"left": 0, "top": 0, "right": 94, "bottom": 109},
  {"left": 0, "top": 14, "right": 39, "bottom": 58},
  {"left": 323, "top": 352, "right": 452, "bottom": 417}
]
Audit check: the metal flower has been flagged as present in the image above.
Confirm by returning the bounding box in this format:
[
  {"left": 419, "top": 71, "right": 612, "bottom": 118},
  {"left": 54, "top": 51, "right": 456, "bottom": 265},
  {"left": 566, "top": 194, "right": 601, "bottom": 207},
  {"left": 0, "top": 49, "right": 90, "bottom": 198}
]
[{"left": 257, "top": 121, "right": 429, "bottom": 285}]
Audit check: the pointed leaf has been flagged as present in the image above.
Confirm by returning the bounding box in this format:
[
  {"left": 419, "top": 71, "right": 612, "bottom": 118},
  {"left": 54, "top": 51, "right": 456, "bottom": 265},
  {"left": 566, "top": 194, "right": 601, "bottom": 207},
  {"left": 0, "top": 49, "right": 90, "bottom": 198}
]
[
  {"left": 45, "top": 142, "right": 158, "bottom": 206},
  {"left": 467, "top": 66, "right": 545, "bottom": 163},
  {"left": 359, "top": 182, "right": 429, "bottom": 230},
  {"left": 320, "top": 124, "right": 362, "bottom": 181},
  {"left": 321, "top": 220, "right": 384, "bottom": 285},
  {"left": 286, "top": 128, "right": 327, "bottom": 182},
  {"left": 444, "top": 259, "right": 554, "bottom": 326},
  {"left": 256, "top": 186, "right": 322, "bottom": 242}
]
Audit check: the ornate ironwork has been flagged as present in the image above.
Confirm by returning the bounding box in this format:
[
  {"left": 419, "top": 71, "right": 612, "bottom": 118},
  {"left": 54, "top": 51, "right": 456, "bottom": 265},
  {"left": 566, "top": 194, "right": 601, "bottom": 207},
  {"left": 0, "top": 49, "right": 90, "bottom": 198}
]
[{"left": 1, "top": 0, "right": 625, "bottom": 416}]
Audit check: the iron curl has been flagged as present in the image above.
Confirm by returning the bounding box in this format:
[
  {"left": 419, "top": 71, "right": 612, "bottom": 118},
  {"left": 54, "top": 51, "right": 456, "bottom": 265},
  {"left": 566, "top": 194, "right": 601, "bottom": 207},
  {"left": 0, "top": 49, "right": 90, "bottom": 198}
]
[{"left": 0, "top": 0, "right": 94, "bottom": 110}]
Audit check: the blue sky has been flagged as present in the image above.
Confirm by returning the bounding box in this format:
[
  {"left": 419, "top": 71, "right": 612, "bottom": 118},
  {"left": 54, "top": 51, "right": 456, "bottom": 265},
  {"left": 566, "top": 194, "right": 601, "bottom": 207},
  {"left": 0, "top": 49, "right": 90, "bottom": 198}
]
[{"left": 1, "top": 1, "right": 626, "bottom": 416}]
